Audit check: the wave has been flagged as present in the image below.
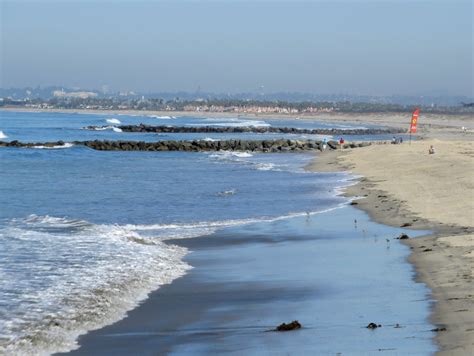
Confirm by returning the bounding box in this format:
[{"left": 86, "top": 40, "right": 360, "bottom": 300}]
[
  {"left": 148, "top": 115, "right": 176, "bottom": 120},
  {"left": 33, "top": 143, "right": 75, "bottom": 149},
  {"left": 217, "top": 189, "right": 237, "bottom": 197},
  {"left": 125, "top": 203, "right": 349, "bottom": 242},
  {"left": 207, "top": 151, "right": 286, "bottom": 172},
  {"left": 0, "top": 216, "right": 190, "bottom": 355},
  {"left": 194, "top": 118, "right": 270, "bottom": 128},
  {"left": 85, "top": 125, "right": 113, "bottom": 131},
  {"left": 84, "top": 125, "right": 122, "bottom": 132},
  {"left": 255, "top": 163, "right": 277, "bottom": 171},
  {"left": 209, "top": 151, "right": 253, "bottom": 160},
  {"left": 106, "top": 118, "right": 121, "bottom": 124},
  {"left": 0, "top": 130, "right": 8, "bottom": 139}
]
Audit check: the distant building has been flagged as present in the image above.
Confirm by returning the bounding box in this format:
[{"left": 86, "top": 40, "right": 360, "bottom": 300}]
[{"left": 53, "top": 90, "right": 98, "bottom": 99}]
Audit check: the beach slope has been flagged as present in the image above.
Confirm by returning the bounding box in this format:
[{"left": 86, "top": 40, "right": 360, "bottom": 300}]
[{"left": 310, "top": 139, "right": 474, "bottom": 354}]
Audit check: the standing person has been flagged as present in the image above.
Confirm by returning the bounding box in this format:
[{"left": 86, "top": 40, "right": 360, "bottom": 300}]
[
  {"left": 339, "top": 137, "right": 345, "bottom": 147},
  {"left": 339, "top": 137, "right": 345, "bottom": 150},
  {"left": 322, "top": 137, "right": 327, "bottom": 151}
]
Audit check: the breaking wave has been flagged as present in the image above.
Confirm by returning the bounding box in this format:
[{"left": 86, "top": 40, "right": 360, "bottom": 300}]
[
  {"left": 148, "top": 115, "right": 176, "bottom": 120},
  {"left": 105, "top": 118, "right": 121, "bottom": 124},
  {"left": 0, "top": 215, "right": 190, "bottom": 355},
  {"left": 33, "top": 143, "right": 75, "bottom": 149},
  {"left": 193, "top": 118, "right": 270, "bottom": 128}
]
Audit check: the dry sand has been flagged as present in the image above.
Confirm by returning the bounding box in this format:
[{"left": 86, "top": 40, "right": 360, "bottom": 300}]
[{"left": 309, "top": 137, "right": 474, "bottom": 354}]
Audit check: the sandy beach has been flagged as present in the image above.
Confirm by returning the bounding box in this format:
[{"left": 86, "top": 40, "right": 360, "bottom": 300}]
[
  {"left": 2, "top": 107, "right": 472, "bottom": 353},
  {"left": 309, "top": 125, "right": 473, "bottom": 354}
]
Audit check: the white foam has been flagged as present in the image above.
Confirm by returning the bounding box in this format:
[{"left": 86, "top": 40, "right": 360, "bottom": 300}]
[
  {"left": 33, "top": 143, "right": 74, "bottom": 149},
  {"left": 255, "top": 163, "right": 277, "bottom": 171},
  {"left": 84, "top": 126, "right": 122, "bottom": 132},
  {"left": 217, "top": 189, "right": 237, "bottom": 197},
  {"left": 0, "top": 216, "right": 191, "bottom": 355},
  {"left": 85, "top": 125, "right": 113, "bottom": 131},
  {"left": 126, "top": 203, "right": 348, "bottom": 242},
  {"left": 0, "top": 130, "right": 8, "bottom": 139},
  {"left": 106, "top": 118, "right": 121, "bottom": 124},
  {"left": 202, "top": 137, "right": 217, "bottom": 142},
  {"left": 194, "top": 118, "right": 270, "bottom": 128},
  {"left": 148, "top": 115, "right": 175, "bottom": 120},
  {"left": 209, "top": 151, "right": 253, "bottom": 160},
  {"left": 206, "top": 151, "right": 290, "bottom": 173}
]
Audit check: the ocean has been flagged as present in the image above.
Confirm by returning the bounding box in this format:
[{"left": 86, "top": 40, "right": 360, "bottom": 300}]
[{"left": 0, "top": 111, "right": 435, "bottom": 355}]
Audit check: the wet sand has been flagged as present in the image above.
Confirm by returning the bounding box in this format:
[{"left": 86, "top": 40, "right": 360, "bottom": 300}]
[
  {"left": 61, "top": 209, "right": 435, "bottom": 355},
  {"left": 308, "top": 139, "right": 474, "bottom": 354}
]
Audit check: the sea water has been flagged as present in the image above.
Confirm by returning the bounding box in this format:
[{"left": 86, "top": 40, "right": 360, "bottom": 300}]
[{"left": 0, "top": 111, "right": 429, "bottom": 354}]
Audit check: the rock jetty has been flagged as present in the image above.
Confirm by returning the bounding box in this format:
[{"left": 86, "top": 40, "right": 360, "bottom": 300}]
[
  {"left": 0, "top": 139, "right": 373, "bottom": 152},
  {"left": 84, "top": 124, "right": 405, "bottom": 136}
]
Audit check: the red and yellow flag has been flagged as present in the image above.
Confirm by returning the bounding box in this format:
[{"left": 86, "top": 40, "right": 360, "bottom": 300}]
[{"left": 410, "top": 108, "right": 420, "bottom": 133}]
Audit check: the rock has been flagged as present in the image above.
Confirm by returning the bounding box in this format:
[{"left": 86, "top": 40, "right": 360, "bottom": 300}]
[
  {"left": 0, "top": 138, "right": 384, "bottom": 154},
  {"left": 431, "top": 327, "right": 447, "bottom": 332},
  {"left": 397, "top": 233, "right": 410, "bottom": 240},
  {"left": 366, "top": 323, "right": 382, "bottom": 329},
  {"left": 327, "top": 141, "right": 338, "bottom": 149},
  {"left": 400, "top": 222, "right": 412, "bottom": 227},
  {"left": 275, "top": 320, "right": 302, "bottom": 331},
  {"left": 83, "top": 125, "right": 404, "bottom": 136}
]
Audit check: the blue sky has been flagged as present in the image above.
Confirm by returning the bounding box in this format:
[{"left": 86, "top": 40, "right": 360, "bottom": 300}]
[{"left": 1, "top": 0, "right": 472, "bottom": 96}]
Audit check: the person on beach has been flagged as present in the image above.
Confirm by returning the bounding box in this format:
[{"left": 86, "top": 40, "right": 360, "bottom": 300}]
[
  {"left": 322, "top": 138, "right": 327, "bottom": 151},
  {"left": 339, "top": 137, "right": 345, "bottom": 149},
  {"left": 428, "top": 145, "right": 435, "bottom": 154}
]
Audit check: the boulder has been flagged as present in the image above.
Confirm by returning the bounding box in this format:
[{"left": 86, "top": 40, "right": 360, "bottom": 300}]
[
  {"left": 275, "top": 320, "right": 302, "bottom": 331},
  {"left": 366, "top": 323, "right": 381, "bottom": 329}
]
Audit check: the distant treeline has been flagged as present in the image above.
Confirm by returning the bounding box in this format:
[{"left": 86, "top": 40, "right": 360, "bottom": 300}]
[{"left": 1, "top": 97, "right": 473, "bottom": 114}]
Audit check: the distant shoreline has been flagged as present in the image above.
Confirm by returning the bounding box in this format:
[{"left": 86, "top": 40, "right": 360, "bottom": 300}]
[{"left": 2, "top": 107, "right": 473, "bottom": 137}]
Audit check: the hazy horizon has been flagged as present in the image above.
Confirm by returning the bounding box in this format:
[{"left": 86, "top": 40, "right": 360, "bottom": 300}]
[{"left": 1, "top": 0, "right": 472, "bottom": 97}]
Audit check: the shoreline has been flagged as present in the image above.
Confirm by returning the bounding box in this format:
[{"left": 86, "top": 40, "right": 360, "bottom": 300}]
[
  {"left": 2, "top": 107, "right": 473, "bottom": 136},
  {"left": 307, "top": 140, "right": 474, "bottom": 354},
  {"left": 62, "top": 206, "right": 436, "bottom": 355},
  {"left": 4, "top": 108, "right": 472, "bottom": 353}
]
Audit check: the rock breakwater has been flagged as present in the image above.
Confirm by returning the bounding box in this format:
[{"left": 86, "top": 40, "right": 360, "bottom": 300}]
[
  {"left": 0, "top": 139, "right": 374, "bottom": 152},
  {"left": 84, "top": 124, "right": 405, "bottom": 136}
]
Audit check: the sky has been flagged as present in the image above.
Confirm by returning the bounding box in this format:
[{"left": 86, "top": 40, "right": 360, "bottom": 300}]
[{"left": 1, "top": 0, "right": 472, "bottom": 96}]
